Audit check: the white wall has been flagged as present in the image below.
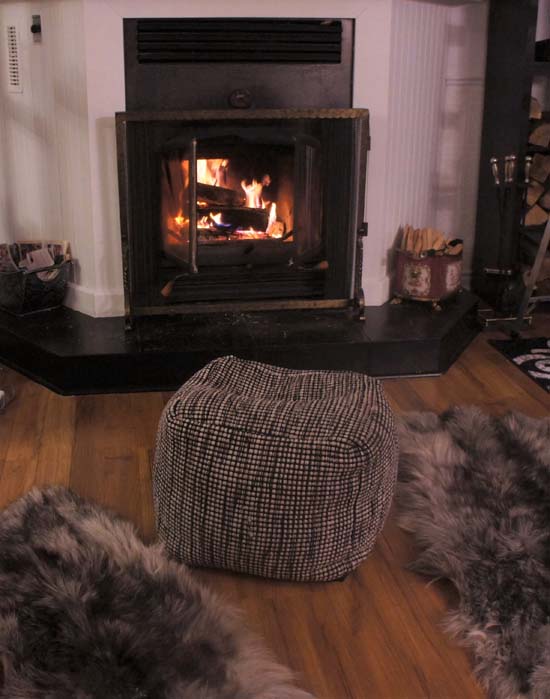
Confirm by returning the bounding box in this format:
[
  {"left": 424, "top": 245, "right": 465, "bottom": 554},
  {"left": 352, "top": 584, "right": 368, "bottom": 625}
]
[
  {"left": 0, "top": 0, "right": 488, "bottom": 317},
  {"left": 434, "top": 2, "right": 488, "bottom": 285},
  {"left": 0, "top": 0, "right": 98, "bottom": 314},
  {"left": 363, "top": 0, "right": 488, "bottom": 299},
  {"left": 0, "top": 2, "right": 62, "bottom": 245},
  {"left": 376, "top": 0, "right": 450, "bottom": 299}
]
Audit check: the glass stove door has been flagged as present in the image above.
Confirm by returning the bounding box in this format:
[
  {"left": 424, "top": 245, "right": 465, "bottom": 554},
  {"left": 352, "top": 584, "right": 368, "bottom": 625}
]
[{"left": 160, "top": 139, "right": 198, "bottom": 273}]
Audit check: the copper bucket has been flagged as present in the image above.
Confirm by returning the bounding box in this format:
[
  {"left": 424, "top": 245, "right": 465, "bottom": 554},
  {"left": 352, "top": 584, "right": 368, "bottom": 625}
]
[{"left": 393, "top": 249, "right": 462, "bottom": 303}]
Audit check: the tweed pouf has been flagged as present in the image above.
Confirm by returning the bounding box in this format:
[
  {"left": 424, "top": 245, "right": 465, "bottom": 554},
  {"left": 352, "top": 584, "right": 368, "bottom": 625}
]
[
  {"left": 0, "top": 486, "right": 314, "bottom": 699},
  {"left": 153, "top": 356, "right": 398, "bottom": 582}
]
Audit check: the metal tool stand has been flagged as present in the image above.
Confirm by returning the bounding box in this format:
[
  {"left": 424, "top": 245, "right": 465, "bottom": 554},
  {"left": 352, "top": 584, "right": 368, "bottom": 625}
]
[
  {"left": 478, "top": 154, "right": 536, "bottom": 332},
  {"left": 508, "top": 216, "right": 550, "bottom": 336}
]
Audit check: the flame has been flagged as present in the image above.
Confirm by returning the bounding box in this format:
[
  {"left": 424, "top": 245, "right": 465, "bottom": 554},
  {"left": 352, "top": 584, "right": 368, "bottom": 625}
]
[
  {"left": 197, "top": 159, "right": 228, "bottom": 186},
  {"left": 241, "top": 174, "right": 271, "bottom": 209},
  {"left": 167, "top": 210, "right": 188, "bottom": 237},
  {"left": 235, "top": 228, "right": 267, "bottom": 239},
  {"left": 198, "top": 212, "right": 224, "bottom": 230},
  {"left": 163, "top": 155, "right": 290, "bottom": 244},
  {"left": 194, "top": 198, "right": 285, "bottom": 240}
]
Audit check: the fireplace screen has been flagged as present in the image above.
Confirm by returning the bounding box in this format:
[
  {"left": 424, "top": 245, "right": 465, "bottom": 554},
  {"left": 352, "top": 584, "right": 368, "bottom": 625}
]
[
  {"left": 116, "top": 109, "right": 369, "bottom": 321},
  {"left": 160, "top": 136, "right": 322, "bottom": 274}
]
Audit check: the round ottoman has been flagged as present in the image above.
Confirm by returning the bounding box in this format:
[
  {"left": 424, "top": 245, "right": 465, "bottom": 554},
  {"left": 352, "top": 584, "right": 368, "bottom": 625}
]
[{"left": 153, "top": 356, "right": 398, "bottom": 582}]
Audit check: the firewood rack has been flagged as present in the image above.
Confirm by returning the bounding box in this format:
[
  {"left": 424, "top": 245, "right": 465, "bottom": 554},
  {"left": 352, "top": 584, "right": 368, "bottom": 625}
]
[{"left": 508, "top": 217, "right": 550, "bottom": 335}]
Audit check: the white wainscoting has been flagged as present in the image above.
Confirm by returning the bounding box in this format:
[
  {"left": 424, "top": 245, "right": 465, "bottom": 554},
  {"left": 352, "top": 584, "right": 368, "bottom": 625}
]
[
  {"left": 0, "top": 0, "right": 96, "bottom": 299},
  {"left": 434, "top": 2, "right": 488, "bottom": 288}
]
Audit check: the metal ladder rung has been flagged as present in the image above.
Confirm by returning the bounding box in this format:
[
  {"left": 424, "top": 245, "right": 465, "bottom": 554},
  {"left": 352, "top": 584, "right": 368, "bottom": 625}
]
[{"left": 509, "top": 218, "right": 550, "bottom": 334}]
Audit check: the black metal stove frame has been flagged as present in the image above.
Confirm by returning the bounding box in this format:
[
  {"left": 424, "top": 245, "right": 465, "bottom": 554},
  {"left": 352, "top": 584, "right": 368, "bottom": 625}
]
[{"left": 116, "top": 109, "right": 369, "bottom": 326}]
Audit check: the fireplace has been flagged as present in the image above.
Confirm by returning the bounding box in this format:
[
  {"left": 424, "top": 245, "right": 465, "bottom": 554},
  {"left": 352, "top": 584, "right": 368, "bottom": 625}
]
[
  {"left": 117, "top": 109, "right": 368, "bottom": 323},
  {"left": 117, "top": 18, "right": 368, "bottom": 326}
]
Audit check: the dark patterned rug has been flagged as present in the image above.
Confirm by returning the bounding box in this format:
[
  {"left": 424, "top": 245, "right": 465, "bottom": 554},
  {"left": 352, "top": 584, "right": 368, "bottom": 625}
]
[
  {"left": 398, "top": 407, "right": 550, "bottom": 699},
  {"left": 491, "top": 337, "right": 550, "bottom": 392}
]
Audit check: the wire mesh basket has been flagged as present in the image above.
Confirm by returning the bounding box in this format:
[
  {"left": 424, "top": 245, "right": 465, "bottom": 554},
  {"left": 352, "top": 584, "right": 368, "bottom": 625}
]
[{"left": 0, "top": 260, "right": 71, "bottom": 315}]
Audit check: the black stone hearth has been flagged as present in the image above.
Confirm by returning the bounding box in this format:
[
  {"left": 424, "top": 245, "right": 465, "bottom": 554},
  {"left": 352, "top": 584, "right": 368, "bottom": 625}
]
[{"left": 0, "top": 292, "right": 479, "bottom": 395}]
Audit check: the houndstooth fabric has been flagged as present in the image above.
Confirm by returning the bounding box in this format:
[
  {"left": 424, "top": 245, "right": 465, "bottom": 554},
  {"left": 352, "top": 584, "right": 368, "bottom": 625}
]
[{"left": 153, "top": 356, "right": 398, "bottom": 582}]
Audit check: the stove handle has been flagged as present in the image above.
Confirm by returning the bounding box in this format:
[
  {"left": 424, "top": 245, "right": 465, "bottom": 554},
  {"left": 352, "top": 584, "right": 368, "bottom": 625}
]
[{"left": 189, "top": 138, "right": 199, "bottom": 274}]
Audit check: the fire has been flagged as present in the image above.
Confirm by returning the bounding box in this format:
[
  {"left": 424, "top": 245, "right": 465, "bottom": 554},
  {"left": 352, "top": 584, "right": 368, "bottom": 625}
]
[
  {"left": 198, "top": 212, "right": 224, "bottom": 230},
  {"left": 236, "top": 228, "right": 282, "bottom": 239},
  {"left": 164, "top": 155, "right": 291, "bottom": 245},
  {"left": 166, "top": 210, "right": 188, "bottom": 238},
  {"left": 197, "top": 159, "right": 228, "bottom": 186},
  {"left": 241, "top": 175, "right": 271, "bottom": 209},
  {"left": 264, "top": 203, "right": 285, "bottom": 239},
  {"left": 235, "top": 228, "right": 266, "bottom": 239}
]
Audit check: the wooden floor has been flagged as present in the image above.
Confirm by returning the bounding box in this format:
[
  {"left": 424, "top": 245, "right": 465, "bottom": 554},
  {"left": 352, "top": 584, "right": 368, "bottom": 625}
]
[{"left": 1, "top": 315, "right": 550, "bottom": 699}]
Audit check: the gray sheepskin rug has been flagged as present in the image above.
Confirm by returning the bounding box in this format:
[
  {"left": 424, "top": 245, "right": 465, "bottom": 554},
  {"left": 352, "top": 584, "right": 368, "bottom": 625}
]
[
  {"left": 398, "top": 407, "right": 550, "bottom": 699},
  {"left": 0, "top": 487, "right": 314, "bottom": 699}
]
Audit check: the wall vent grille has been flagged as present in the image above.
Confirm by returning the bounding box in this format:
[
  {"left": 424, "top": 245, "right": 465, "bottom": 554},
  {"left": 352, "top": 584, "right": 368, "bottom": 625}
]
[
  {"left": 136, "top": 18, "right": 343, "bottom": 64},
  {"left": 6, "top": 25, "right": 22, "bottom": 93}
]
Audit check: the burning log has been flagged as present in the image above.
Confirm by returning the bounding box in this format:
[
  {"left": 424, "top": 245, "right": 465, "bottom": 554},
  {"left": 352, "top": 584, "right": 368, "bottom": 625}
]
[
  {"left": 198, "top": 207, "right": 269, "bottom": 232},
  {"left": 266, "top": 220, "right": 285, "bottom": 238},
  {"left": 197, "top": 182, "right": 246, "bottom": 208}
]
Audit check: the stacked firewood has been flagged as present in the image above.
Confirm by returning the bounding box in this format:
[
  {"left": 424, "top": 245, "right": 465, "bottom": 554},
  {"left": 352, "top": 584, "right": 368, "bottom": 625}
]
[
  {"left": 400, "top": 226, "right": 463, "bottom": 257},
  {"left": 526, "top": 98, "right": 550, "bottom": 226}
]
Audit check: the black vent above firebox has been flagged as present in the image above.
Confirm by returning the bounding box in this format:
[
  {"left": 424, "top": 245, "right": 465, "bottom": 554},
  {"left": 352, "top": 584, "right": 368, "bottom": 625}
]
[
  {"left": 136, "top": 19, "right": 343, "bottom": 64},
  {"left": 124, "top": 18, "right": 353, "bottom": 110}
]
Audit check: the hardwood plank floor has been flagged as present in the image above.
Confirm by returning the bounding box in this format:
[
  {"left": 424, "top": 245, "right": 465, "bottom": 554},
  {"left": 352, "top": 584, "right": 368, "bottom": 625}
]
[{"left": 1, "top": 317, "right": 550, "bottom": 698}]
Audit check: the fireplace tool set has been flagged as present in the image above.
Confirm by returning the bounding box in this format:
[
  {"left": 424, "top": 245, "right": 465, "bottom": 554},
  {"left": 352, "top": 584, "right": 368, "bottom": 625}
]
[
  {"left": 481, "top": 154, "right": 525, "bottom": 316},
  {"left": 478, "top": 153, "right": 550, "bottom": 333}
]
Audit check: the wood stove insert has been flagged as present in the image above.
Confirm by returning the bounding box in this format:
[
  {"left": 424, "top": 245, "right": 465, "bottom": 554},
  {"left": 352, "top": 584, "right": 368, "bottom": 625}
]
[{"left": 117, "top": 108, "right": 369, "bottom": 325}]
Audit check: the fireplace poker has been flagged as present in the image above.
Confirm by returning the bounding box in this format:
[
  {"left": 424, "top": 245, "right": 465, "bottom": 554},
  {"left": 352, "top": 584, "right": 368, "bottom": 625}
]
[
  {"left": 490, "top": 156, "right": 501, "bottom": 185},
  {"left": 506, "top": 154, "right": 517, "bottom": 185},
  {"left": 485, "top": 155, "right": 518, "bottom": 279},
  {"left": 480, "top": 153, "right": 532, "bottom": 327},
  {"left": 486, "top": 156, "right": 507, "bottom": 277}
]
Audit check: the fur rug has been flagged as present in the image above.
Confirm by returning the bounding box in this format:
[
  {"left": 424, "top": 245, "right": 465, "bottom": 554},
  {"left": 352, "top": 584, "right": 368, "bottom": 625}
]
[
  {"left": 398, "top": 407, "right": 550, "bottom": 699},
  {"left": 0, "top": 487, "right": 314, "bottom": 699}
]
